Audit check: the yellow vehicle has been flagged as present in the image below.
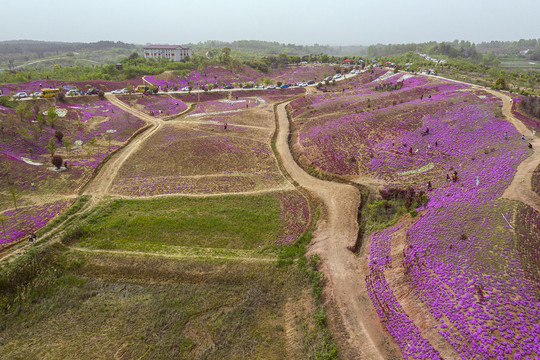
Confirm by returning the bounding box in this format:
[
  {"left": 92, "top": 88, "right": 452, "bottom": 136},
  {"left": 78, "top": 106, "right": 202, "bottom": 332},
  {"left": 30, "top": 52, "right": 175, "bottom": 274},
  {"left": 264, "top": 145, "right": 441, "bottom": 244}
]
[
  {"left": 135, "top": 85, "right": 148, "bottom": 93},
  {"left": 41, "top": 88, "right": 61, "bottom": 98}
]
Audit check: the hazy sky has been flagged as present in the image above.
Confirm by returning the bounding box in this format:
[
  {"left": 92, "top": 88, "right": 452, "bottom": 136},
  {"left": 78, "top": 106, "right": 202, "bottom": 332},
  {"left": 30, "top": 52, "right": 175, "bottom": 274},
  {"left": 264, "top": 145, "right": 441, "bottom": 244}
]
[{"left": 3, "top": 0, "right": 539, "bottom": 45}]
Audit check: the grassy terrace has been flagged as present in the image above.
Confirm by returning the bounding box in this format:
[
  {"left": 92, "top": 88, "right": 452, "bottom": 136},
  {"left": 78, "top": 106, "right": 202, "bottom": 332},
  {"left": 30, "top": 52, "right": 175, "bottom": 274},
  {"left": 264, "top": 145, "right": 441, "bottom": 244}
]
[{"left": 67, "top": 195, "right": 285, "bottom": 253}]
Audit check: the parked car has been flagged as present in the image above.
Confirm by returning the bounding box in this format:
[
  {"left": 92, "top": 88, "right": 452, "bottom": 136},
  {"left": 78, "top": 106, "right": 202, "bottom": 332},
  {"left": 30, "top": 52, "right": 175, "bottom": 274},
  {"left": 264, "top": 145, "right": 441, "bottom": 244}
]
[
  {"left": 86, "top": 88, "right": 99, "bottom": 95},
  {"left": 307, "top": 80, "right": 315, "bottom": 85},
  {"left": 181, "top": 86, "right": 191, "bottom": 91},
  {"left": 224, "top": 84, "right": 234, "bottom": 89},
  {"left": 324, "top": 76, "right": 333, "bottom": 81},
  {"left": 111, "top": 88, "right": 127, "bottom": 94},
  {"left": 12, "top": 92, "right": 27, "bottom": 99},
  {"left": 255, "top": 84, "right": 264, "bottom": 89},
  {"left": 333, "top": 74, "right": 342, "bottom": 79},
  {"left": 31, "top": 92, "right": 42, "bottom": 97},
  {"left": 66, "top": 89, "right": 80, "bottom": 97},
  {"left": 266, "top": 85, "right": 276, "bottom": 89},
  {"left": 280, "top": 84, "right": 290, "bottom": 89}
]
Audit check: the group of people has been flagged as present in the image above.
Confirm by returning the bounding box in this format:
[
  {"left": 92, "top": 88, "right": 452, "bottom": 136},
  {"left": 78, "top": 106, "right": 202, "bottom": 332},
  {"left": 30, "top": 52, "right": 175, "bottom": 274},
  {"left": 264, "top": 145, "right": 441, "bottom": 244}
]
[
  {"left": 28, "top": 233, "right": 37, "bottom": 244},
  {"left": 445, "top": 171, "right": 459, "bottom": 183}
]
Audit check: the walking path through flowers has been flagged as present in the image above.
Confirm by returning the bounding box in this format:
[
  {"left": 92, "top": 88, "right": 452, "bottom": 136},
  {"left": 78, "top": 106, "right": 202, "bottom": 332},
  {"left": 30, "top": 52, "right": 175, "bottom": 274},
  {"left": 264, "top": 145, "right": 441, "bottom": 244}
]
[
  {"left": 275, "top": 102, "right": 397, "bottom": 359},
  {"left": 82, "top": 95, "right": 164, "bottom": 197},
  {"left": 482, "top": 89, "right": 540, "bottom": 212}
]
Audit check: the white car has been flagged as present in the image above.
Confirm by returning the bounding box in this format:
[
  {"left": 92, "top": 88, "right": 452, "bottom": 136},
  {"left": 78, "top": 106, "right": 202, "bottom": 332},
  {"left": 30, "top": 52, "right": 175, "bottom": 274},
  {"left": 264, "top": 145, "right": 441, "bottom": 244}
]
[
  {"left": 31, "top": 92, "right": 42, "bottom": 97},
  {"left": 181, "top": 86, "right": 191, "bottom": 91},
  {"left": 66, "top": 90, "right": 80, "bottom": 96},
  {"left": 266, "top": 85, "right": 276, "bottom": 89},
  {"left": 255, "top": 84, "right": 264, "bottom": 89},
  {"left": 111, "top": 88, "right": 127, "bottom": 94},
  {"left": 333, "top": 74, "right": 342, "bottom": 79},
  {"left": 300, "top": 82, "right": 308, "bottom": 87},
  {"left": 13, "top": 92, "right": 27, "bottom": 99},
  {"left": 324, "top": 76, "right": 333, "bottom": 81}
]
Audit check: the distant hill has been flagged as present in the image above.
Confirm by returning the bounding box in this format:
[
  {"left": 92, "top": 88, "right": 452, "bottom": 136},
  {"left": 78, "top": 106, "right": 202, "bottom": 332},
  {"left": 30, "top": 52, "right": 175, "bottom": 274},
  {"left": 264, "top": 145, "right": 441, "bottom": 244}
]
[
  {"left": 0, "top": 40, "right": 141, "bottom": 69},
  {"left": 189, "top": 40, "right": 368, "bottom": 57}
]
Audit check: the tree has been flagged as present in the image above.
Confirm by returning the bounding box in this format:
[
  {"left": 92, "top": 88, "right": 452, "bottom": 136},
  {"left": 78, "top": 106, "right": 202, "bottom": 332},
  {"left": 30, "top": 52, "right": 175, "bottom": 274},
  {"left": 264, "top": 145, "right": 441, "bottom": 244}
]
[
  {"left": 35, "top": 112, "right": 45, "bottom": 130},
  {"left": 220, "top": 47, "right": 232, "bottom": 64},
  {"left": 7, "top": 184, "right": 21, "bottom": 209},
  {"left": 16, "top": 102, "right": 27, "bottom": 123},
  {"left": 47, "top": 137, "right": 57, "bottom": 156},
  {"left": 51, "top": 155, "right": 63, "bottom": 169},
  {"left": 62, "top": 137, "right": 73, "bottom": 155},
  {"left": 494, "top": 76, "right": 508, "bottom": 90},
  {"left": 47, "top": 107, "right": 58, "bottom": 128}
]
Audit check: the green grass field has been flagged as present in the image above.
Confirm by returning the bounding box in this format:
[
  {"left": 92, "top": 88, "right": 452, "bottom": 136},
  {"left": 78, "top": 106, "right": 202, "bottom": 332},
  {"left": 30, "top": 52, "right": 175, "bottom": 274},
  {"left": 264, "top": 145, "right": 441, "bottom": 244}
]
[{"left": 71, "top": 195, "right": 283, "bottom": 252}]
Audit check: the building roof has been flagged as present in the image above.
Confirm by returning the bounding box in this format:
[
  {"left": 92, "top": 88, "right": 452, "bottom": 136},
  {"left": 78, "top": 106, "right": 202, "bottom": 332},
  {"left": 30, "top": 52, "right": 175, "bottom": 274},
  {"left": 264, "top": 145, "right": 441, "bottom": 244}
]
[{"left": 143, "top": 45, "right": 190, "bottom": 50}]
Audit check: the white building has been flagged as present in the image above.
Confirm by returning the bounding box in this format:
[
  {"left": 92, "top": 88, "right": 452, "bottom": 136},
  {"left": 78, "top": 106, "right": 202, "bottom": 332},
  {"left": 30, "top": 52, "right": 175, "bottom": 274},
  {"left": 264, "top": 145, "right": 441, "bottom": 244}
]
[{"left": 143, "top": 45, "right": 192, "bottom": 62}]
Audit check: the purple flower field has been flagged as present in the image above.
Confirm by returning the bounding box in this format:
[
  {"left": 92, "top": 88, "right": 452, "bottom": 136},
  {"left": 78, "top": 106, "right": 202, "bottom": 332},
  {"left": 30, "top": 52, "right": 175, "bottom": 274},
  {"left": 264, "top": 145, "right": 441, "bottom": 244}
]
[
  {"left": 291, "top": 72, "right": 538, "bottom": 357},
  {"left": 118, "top": 95, "right": 188, "bottom": 117},
  {"left": 0, "top": 200, "right": 74, "bottom": 246}
]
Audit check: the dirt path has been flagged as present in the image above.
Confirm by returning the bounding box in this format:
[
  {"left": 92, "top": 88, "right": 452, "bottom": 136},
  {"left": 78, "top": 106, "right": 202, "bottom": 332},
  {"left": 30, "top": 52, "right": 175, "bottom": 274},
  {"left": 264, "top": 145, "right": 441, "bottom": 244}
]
[
  {"left": 108, "top": 185, "right": 295, "bottom": 199},
  {"left": 68, "top": 246, "right": 276, "bottom": 262},
  {"left": 275, "top": 103, "right": 400, "bottom": 359},
  {"left": 83, "top": 95, "right": 163, "bottom": 197},
  {"left": 481, "top": 89, "right": 540, "bottom": 212}
]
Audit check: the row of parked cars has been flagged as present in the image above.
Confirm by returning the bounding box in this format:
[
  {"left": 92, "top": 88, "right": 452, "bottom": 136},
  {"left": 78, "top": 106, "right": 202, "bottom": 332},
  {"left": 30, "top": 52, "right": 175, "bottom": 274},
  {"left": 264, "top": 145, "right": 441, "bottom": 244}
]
[
  {"left": 9, "top": 73, "right": 352, "bottom": 99},
  {"left": 10, "top": 87, "right": 130, "bottom": 99}
]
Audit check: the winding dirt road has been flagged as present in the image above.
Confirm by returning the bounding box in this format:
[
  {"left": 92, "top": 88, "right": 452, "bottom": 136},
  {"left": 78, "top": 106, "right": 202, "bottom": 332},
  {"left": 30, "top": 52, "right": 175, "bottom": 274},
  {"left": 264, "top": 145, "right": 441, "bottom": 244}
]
[
  {"left": 482, "top": 90, "right": 540, "bottom": 212},
  {"left": 83, "top": 95, "right": 164, "bottom": 197},
  {"left": 275, "top": 103, "right": 401, "bottom": 359}
]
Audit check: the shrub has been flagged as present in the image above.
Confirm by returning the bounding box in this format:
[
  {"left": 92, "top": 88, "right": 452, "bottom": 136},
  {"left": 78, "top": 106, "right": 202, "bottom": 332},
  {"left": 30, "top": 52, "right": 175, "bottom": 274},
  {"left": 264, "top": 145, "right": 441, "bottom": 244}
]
[
  {"left": 54, "top": 130, "right": 64, "bottom": 142},
  {"left": 494, "top": 77, "right": 507, "bottom": 90},
  {"left": 98, "top": 91, "right": 105, "bottom": 100},
  {"left": 51, "top": 155, "right": 63, "bottom": 169},
  {"left": 57, "top": 93, "right": 66, "bottom": 103}
]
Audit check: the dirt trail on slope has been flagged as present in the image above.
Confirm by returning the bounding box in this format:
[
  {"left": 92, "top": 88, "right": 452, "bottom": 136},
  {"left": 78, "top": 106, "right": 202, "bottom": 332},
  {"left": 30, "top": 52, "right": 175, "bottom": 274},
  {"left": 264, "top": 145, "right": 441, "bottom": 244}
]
[
  {"left": 67, "top": 246, "right": 276, "bottom": 262},
  {"left": 83, "top": 95, "right": 163, "bottom": 197},
  {"left": 275, "top": 103, "right": 401, "bottom": 359},
  {"left": 482, "top": 89, "right": 540, "bottom": 212}
]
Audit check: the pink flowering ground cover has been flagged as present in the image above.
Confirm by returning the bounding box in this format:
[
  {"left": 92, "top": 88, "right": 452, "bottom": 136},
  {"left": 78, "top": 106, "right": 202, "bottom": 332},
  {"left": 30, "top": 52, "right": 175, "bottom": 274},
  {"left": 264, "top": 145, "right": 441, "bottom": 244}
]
[
  {"left": 188, "top": 97, "right": 265, "bottom": 116},
  {"left": 0, "top": 200, "right": 74, "bottom": 246},
  {"left": 117, "top": 95, "right": 188, "bottom": 117},
  {"left": 145, "top": 65, "right": 263, "bottom": 88},
  {"left": 366, "top": 225, "right": 442, "bottom": 359},
  {"left": 145, "top": 65, "right": 335, "bottom": 89},
  {"left": 334, "top": 78, "right": 537, "bottom": 357},
  {"left": 111, "top": 124, "right": 286, "bottom": 196},
  {"left": 0, "top": 99, "right": 145, "bottom": 209},
  {"left": 172, "top": 92, "right": 229, "bottom": 103}
]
